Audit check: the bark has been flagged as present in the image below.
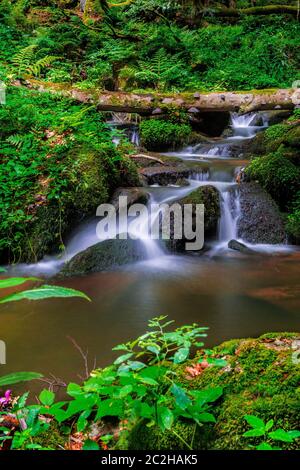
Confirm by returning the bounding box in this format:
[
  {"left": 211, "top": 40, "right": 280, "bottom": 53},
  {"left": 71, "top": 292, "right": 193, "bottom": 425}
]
[{"left": 19, "top": 79, "right": 300, "bottom": 114}]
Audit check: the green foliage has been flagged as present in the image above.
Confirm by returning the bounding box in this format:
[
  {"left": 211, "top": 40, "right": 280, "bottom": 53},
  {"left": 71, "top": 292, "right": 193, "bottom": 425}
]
[
  {"left": 140, "top": 119, "right": 191, "bottom": 151},
  {"left": 0, "top": 317, "right": 225, "bottom": 450},
  {"left": 245, "top": 149, "right": 300, "bottom": 210},
  {"left": 243, "top": 414, "right": 300, "bottom": 450},
  {"left": 0, "top": 86, "right": 139, "bottom": 262}
]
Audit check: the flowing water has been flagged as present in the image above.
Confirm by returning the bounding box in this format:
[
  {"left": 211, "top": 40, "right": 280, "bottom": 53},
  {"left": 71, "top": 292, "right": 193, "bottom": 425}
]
[{"left": 1, "top": 112, "right": 299, "bottom": 391}]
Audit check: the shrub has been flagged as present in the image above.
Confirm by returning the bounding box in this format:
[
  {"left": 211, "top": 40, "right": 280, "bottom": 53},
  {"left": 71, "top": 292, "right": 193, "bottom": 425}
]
[{"left": 140, "top": 119, "right": 191, "bottom": 151}]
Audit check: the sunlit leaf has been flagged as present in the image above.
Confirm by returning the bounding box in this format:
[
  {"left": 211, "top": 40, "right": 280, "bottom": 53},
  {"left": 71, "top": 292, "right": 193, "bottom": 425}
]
[
  {"left": 0, "top": 371, "right": 43, "bottom": 386},
  {"left": 0, "top": 285, "right": 91, "bottom": 303}
]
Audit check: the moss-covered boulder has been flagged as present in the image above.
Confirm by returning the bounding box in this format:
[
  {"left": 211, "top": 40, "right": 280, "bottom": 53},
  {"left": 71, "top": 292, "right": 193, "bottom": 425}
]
[
  {"left": 166, "top": 185, "right": 220, "bottom": 252},
  {"left": 140, "top": 119, "right": 191, "bottom": 152},
  {"left": 127, "top": 333, "right": 300, "bottom": 450},
  {"left": 59, "top": 237, "right": 147, "bottom": 277}
]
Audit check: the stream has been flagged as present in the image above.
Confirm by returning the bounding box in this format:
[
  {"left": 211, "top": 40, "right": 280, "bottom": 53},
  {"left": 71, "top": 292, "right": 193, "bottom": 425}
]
[{"left": 1, "top": 112, "right": 299, "bottom": 389}]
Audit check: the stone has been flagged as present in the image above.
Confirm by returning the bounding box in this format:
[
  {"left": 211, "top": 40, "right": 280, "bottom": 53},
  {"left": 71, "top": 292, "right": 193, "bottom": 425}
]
[{"left": 59, "top": 238, "right": 147, "bottom": 277}]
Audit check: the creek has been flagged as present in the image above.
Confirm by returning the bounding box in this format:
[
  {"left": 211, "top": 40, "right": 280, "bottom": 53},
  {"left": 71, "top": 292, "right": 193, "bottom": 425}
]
[{"left": 1, "top": 112, "right": 299, "bottom": 388}]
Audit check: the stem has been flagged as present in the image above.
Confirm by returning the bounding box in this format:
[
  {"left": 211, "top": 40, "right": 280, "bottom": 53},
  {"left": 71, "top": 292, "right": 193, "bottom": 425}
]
[{"left": 171, "top": 429, "right": 193, "bottom": 451}]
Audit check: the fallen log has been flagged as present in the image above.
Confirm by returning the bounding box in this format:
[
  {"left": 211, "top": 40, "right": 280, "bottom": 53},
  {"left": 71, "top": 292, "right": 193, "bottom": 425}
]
[{"left": 16, "top": 79, "right": 300, "bottom": 114}]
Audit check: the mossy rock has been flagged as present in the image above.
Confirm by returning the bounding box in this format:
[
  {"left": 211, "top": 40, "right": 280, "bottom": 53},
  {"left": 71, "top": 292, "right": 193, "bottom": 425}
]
[
  {"left": 127, "top": 333, "right": 300, "bottom": 450},
  {"left": 59, "top": 237, "right": 148, "bottom": 277},
  {"left": 166, "top": 185, "right": 220, "bottom": 252},
  {"left": 140, "top": 119, "right": 191, "bottom": 152},
  {"left": 10, "top": 151, "right": 140, "bottom": 264}
]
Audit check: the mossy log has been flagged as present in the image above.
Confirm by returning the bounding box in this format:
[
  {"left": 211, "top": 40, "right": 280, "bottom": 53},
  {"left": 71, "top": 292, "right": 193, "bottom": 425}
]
[{"left": 17, "top": 80, "right": 300, "bottom": 114}]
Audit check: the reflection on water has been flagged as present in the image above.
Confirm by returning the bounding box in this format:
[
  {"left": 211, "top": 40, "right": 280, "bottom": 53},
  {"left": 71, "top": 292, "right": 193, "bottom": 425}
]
[{"left": 0, "top": 252, "right": 299, "bottom": 392}]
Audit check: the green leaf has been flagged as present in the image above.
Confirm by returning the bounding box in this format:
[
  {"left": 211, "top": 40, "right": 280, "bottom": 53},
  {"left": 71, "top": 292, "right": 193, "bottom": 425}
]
[
  {"left": 192, "top": 386, "right": 223, "bottom": 406},
  {"left": 269, "top": 429, "right": 295, "bottom": 443},
  {"left": 243, "top": 429, "right": 265, "bottom": 438},
  {"left": 170, "top": 384, "right": 191, "bottom": 410},
  {"left": 146, "top": 345, "right": 160, "bottom": 355},
  {"left": 0, "top": 285, "right": 91, "bottom": 303},
  {"left": 256, "top": 442, "right": 274, "bottom": 450},
  {"left": 67, "top": 383, "right": 82, "bottom": 397},
  {"left": 244, "top": 414, "right": 265, "bottom": 430},
  {"left": 0, "top": 277, "right": 41, "bottom": 289},
  {"left": 114, "top": 384, "right": 133, "bottom": 398},
  {"left": 83, "top": 439, "right": 99, "bottom": 451},
  {"left": 173, "top": 347, "right": 189, "bottom": 364},
  {"left": 197, "top": 412, "right": 216, "bottom": 423},
  {"left": 0, "top": 268, "right": 7, "bottom": 273},
  {"left": 158, "top": 407, "right": 174, "bottom": 431},
  {"left": 265, "top": 419, "right": 274, "bottom": 432},
  {"left": 0, "top": 371, "right": 43, "bottom": 386},
  {"left": 138, "top": 376, "right": 158, "bottom": 386},
  {"left": 207, "top": 357, "right": 227, "bottom": 367},
  {"left": 287, "top": 430, "right": 300, "bottom": 439},
  {"left": 114, "top": 353, "right": 133, "bottom": 365},
  {"left": 39, "top": 389, "right": 55, "bottom": 407}
]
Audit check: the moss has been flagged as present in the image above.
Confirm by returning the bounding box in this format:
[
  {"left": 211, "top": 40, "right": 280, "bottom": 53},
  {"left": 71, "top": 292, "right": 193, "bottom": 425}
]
[
  {"left": 181, "top": 185, "right": 220, "bottom": 234},
  {"left": 127, "top": 333, "right": 300, "bottom": 450},
  {"left": 33, "top": 421, "right": 66, "bottom": 450},
  {"left": 140, "top": 119, "right": 191, "bottom": 152},
  {"left": 245, "top": 148, "right": 300, "bottom": 210}
]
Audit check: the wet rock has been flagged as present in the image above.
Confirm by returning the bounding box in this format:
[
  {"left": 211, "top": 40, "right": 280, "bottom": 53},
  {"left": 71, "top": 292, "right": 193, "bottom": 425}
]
[
  {"left": 140, "top": 165, "right": 190, "bottom": 186},
  {"left": 59, "top": 238, "right": 147, "bottom": 277},
  {"left": 237, "top": 182, "right": 286, "bottom": 244},
  {"left": 110, "top": 187, "right": 149, "bottom": 210},
  {"left": 166, "top": 185, "right": 220, "bottom": 252},
  {"left": 228, "top": 239, "right": 255, "bottom": 254}
]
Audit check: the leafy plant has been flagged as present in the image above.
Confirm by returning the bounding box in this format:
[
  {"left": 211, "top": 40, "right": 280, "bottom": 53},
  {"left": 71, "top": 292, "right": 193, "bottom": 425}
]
[
  {"left": 1, "top": 316, "right": 225, "bottom": 450},
  {"left": 243, "top": 415, "right": 300, "bottom": 450}
]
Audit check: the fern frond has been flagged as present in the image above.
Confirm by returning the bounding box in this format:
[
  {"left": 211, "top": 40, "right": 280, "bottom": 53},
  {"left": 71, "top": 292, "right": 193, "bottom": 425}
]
[
  {"left": 28, "top": 56, "right": 59, "bottom": 77},
  {"left": 12, "top": 45, "right": 37, "bottom": 77}
]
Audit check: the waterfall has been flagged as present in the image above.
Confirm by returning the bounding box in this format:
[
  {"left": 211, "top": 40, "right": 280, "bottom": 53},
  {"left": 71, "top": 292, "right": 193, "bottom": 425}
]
[
  {"left": 218, "top": 187, "right": 241, "bottom": 243},
  {"left": 230, "top": 112, "right": 268, "bottom": 139}
]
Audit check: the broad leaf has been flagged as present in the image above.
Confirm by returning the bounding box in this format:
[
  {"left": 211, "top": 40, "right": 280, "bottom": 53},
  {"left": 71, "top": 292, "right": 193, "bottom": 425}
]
[
  {"left": 0, "top": 285, "right": 91, "bottom": 303},
  {"left": 0, "top": 277, "right": 40, "bottom": 289},
  {"left": 173, "top": 347, "right": 189, "bottom": 364},
  {"left": 256, "top": 442, "right": 274, "bottom": 450},
  {"left": 158, "top": 407, "right": 174, "bottom": 431},
  {"left": 39, "top": 389, "right": 55, "bottom": 407},
  {"left": 243, "top": 429, "right": 265, "bottom": 438},
  {"left": 114, "top": 353, "right": 133, "bottom": 365},
  {"left": 0, "top": 371, "right": 43, "bottom": 386},
  {"left": 83, "top": 439, "right": 99, "bottom": 450},
  {"left": 244, "top": 414, "right": 265, "bottom": 430},
  {"left": 269, "top": 429, "right": 295, "bottom": 443},
  {"left": 171, "top": 384, "right": 191, "bottom": 410}
]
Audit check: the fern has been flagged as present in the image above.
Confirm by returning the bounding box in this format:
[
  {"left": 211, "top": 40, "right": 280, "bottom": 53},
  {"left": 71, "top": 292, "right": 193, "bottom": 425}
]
[
  {"left": 28, "top": 56, "right": 59, "bottom": 77},
  {"left": 6, "top": 134, "right": 30, "bottom": 149},
  {"left": 12, "top": 46, "right": 59, "bottom": 78},
  {"left": 12, "top": 45, "right": 37, "bottom": 78}
]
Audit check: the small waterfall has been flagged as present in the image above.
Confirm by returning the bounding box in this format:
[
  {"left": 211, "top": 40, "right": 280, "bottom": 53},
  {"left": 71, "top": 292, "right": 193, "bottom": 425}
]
[
  {"left": 218, "top": 187, "right": 241, "bottom": 243},
  {"left": 230, "top": 112, "right": 268, "bottom": 139}
]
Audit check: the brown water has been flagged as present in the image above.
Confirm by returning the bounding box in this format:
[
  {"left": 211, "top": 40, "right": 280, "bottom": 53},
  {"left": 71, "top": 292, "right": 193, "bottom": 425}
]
[{"left": 1, "top": 251, "right": 299, "bottom": 392}]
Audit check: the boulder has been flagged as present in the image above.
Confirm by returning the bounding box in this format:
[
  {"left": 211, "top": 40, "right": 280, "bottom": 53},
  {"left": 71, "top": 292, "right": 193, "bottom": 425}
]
[
  {"left": 237, "top": 182, "right": 286, "bottom": 244},
  {"left": 140, "top": 165, "right": 190, "bottom": 186},
  {"left": 166, "top": 185, "right": 220, "bottom": 252},
  {"left": 110, "top": 187, "right": 149, "bottom": 210},
  {"left": 228, "top": 239, "right": 255, "bottom": 254},
  {"left": 59, "top": 238, "right": 147, "bottom": 277}
]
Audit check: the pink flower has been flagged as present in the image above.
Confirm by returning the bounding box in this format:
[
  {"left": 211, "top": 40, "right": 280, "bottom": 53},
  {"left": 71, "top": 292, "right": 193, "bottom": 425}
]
[{"left": 0, "top": 390, "right": 12, "bottom": 406}]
